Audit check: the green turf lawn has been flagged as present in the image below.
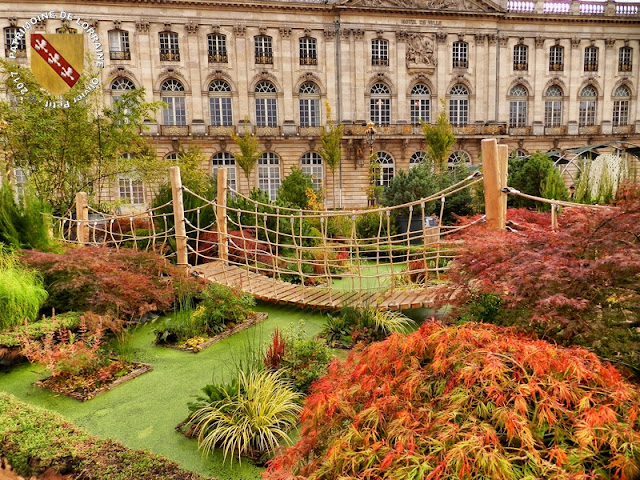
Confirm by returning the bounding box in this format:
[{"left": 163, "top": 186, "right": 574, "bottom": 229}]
[{"left": 0, "top": 301, "right": 328, "bottom": 480}]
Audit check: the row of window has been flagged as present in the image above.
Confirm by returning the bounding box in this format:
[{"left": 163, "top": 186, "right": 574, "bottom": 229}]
[
  {"left": 119, "top": 76, "right": 632, "bottom": 128},
  {"left": 5, "top": 26, "right": 633, "bottom": 74},
  {"left": 513, "top": 44, "right": 633, "bottom": 73}
]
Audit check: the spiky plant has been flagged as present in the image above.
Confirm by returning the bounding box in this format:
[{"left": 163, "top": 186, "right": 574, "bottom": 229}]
[
  {"left": 373, "top": 310, "right": 415, "bottom": 335},
  {"left": 189, "top": 369, "right": 302, "bottom": 464}
]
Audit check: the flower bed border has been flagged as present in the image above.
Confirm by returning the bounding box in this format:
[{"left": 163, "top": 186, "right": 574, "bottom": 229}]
[
  {"left": 166, "top": 312, "right": 269, "bottom": 353},
  {"left": 34, "top": 362, "right": 153, "bottom": 402}
]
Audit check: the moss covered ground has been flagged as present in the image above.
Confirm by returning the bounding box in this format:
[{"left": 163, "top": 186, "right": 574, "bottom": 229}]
[{"left": 0, "top": 301, "right": 328, "bottom": 480}]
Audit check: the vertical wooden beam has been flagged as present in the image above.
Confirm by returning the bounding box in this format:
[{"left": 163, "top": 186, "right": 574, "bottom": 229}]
[
  {"left": 551, "top": 204, "right": 558, "bottom": 230},
  {"left": 75, "top": 192, "right": 89, "bottom": 245},
  {"left": 482, "top": 138, "right": 505, "bottom": 230},
  {"left": 169, "top": 166, "right": 189, "bottom": 272},
  {"left": 216, "top": 168, "right": 229, "bottom": 263},
  {"left": 498, "top": 144, "right": 509, "bottom": 227}
]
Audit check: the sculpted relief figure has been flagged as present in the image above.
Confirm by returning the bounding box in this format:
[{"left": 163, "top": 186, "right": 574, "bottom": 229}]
[{"left": 406, "top": 34, "right": 436, "bottom": 67}]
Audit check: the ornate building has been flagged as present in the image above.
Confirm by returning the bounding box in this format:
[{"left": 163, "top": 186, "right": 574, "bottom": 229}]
[{"left": 2, "top": 0, "right": 639, "bottom": 207}]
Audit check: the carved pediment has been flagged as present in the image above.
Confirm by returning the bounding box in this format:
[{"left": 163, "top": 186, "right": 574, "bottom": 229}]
[{"left": 338, "top": 0, "right": 503, "bottom": 13}]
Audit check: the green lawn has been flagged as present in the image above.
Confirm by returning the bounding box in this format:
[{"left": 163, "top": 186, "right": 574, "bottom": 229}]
[{"left": 0, "top": 301, "right": 328, "bottom": 480}]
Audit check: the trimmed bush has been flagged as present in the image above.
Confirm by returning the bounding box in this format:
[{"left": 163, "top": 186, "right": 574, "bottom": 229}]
[
  {"left": 265, "top": 322, "right": 640, "bottom": 480},
  {"left": 0, "top": 392, "right": 204, "bottom": 479}
]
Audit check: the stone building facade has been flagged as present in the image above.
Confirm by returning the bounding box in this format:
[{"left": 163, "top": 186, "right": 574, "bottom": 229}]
[{"left": 2, "top": 0, "right": 639, "bottom": 208}]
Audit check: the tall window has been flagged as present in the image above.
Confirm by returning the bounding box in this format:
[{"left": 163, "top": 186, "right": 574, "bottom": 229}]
[
  {"left": 578, "top": 85, "right": 597, "bottom": 127},
  {"left": 299, "top": 82, "right": 320, "bottom": 127},
  {"left": 449, "top": 84, "right": 469, "bottom": 126},
  {"left": 4, "top": 27, "right": 26, "bottom": 57},
  {"left": 209, "top": 80, "right": 232, "bottom": 126},
  {"left": 410, "top": 84, "right": 430, "bottom": 124},
  {"left": 513, "top": 44, "right": 528, "bottom": 71},
  {"left": 409, "top": 151, "right": 426, "bottom": 169},
  {"left": 208, "top": 34, "right": 228, "bottom": 63},
  {"left": 301, "top": 152, "right": 323, "bottom": 191},
  {"left": 372, "top": 39, "right": 389, "bottom": 66},
  {"left": 370, "top": 83, "right": 391, "bottom": 125},
  {"left": 255, "top": 35, "right": 273, "bottom": 64},
  {"left": 255, "top": 81, "right": 277, "bottom": 127},
  {"left": 549, "top": 45, "right": 564, "bottom": 71},
  {"left": 299, "top": 37, "right": 317, "bottom": 66},
  {"left": 13, "top": 168, "right": 27, "bottom": 201},
  {"left": 544, "top": 85, "right": 563, "bottom": 127},
  {"left": 619, "top": 46, "right": 633, "bottom": 72},
  {"left": 109, "top": 30, "right": 130, "bottom": 60},
  {"left": 211, "top": 152, "right": 237, "bottom": 192},
  {"left": 448, "top": 151, "right": 471, "bottom": 169},
  {"left": 373, "top": 152, "right": 394, "bottom": 187},
  {"left": 612, "top": 85, "right": 631, "bottom": 127},
  {"left": 508, "top": 85, "right": 528, "bottom": 128},
  {"left": 159, "top": 32, "right": 180, "bottom": 61},
  {"left": 161, "top": 79, "right": 186, "bottom": 125},
  {"left": 258, "top": 152, "right": 281, "bottom": 201},
  {"left": 452, "top": 41, "right": 468, "bottom": 68},
  {"left": 119, "top": 177, "right": 145, "bottom": 205},
  {"left": 584, "top": 46, "right": 598, "bottom": 72}
]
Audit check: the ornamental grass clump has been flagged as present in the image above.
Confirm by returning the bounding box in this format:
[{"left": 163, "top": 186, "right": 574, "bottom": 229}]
[
  {"left": 264, "top": 322, "right": 640, "bottom": 480},
  {"left": 0, "top": 248, "right": 48, "bottom": 330}
]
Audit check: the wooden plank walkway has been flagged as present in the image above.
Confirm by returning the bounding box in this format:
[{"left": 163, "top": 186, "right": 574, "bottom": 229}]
[{"left": 192, "top": 261, "right": 436, "bottom": 311}]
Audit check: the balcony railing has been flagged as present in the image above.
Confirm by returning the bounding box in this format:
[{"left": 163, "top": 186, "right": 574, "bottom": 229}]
[
  {"left": 110, "top": 51, "right": 131, "bottom": 60},
  {"left": 160, "top": 125, "right": 189, "bottom": 136},
  {"left": 619, "top": 63, "right": 633, "bottom": 72},
  {"left": 208, "top": 53, "right": 228, "bottom": 63},
  {"left": 208, "top": 125, "right": 235, "bottom": 136},
  {"left": 255, "top": 126, "right": 280, "bottom": 136},
  {"left": 255, "top": 55, "right": 273, "bottom": 64},
  {"left": 613, "top": 124, "right": 635, "bottom": 135},
  {"left": 578, "top": 125, "right": 601, "bottom": 135},
  {"left": 372, "top": 58, "right": 389, "bottom": 66},
  {"left": 6, "top": 49, "right": 26, "bottom": 58},
  {"left": 452, "top": 60, "right": 469, "bottom": 69},
  {"left": 160, "top": 52, "right": 180, "bottom": 61},
  {"left": 549, "top": 63, "right": 564, "bottom": 71},
  {"left": 299, "top": 126, "right": 324, "bottom": 136},
  {"left": 544, "top": 125, "right": 567, "bottom": 135},
  {"left": 584, "top": 63, "right": 598, "bottom": 71},
  {"left": 300, "top": 56, "right": 318, "bottom": 66},
  {"left": 453, "top": 124, "right": 508, "bottom": 136},
  {"left": 509, "top": 126, "right": 532, "bottom": 136},
  {"left": 513, "top": 63, "right": 528, "bottom": 71}
]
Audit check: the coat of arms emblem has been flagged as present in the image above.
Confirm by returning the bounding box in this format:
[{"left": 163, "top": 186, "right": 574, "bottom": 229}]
[{"left": 30, "top": 33, "right": 84, "bottom": 95}]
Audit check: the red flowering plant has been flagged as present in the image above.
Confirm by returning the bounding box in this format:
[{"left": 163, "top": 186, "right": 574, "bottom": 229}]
[{"left": 264, "top": 322, "right": 640, "bottom": 480}]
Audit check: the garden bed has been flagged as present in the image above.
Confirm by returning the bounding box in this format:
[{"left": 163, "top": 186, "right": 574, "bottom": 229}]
[
  {"left": 34, "top": 361, "right": 153, "bottom": 402},
  {"left": 168, "top": 312, "right": 268, "bottom": 353}
]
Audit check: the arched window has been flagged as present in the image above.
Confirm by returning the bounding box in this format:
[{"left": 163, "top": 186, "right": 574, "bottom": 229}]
[
  {"left": 509, "top": 85, "right": 528, "bottom": 128},
  {"left": 255, "top": 81, "right": 277, "bottom": 127},
  {"left": 300, "top": 152, "right": 323, "bottom": 191},
  {"left": 449, "top": 84, "right": 469, "bottom": 126},
  {"left": 373, "top": 152, "right": 394, "bottom": 187},
  {"left": 544, "top": 85, "right": 563, "bottom": 127},
  {"left": 513, "top": 149, "right": 528, "bottom": 159},
  {"left": 161, "top": 79, "right": 186, "bottom": 125},
  {"left": 111, "top": 78, "right": 136, "bottom": 121},
  {"left": 447, "top": 150, "right": 471, "bottom": 169},
  {"left": 258, "top": 152, "right": 281, "bottom": 201},
  {"left": 370, "top": 83, "right": 391, "bottom": 125},
  {"left": 211, "top": 152, "right": 237, "bottom": 192},
  {"left": 209, "top": 80, "right": 232, "bottom": 126},
  {"left": 579, "top": 85, "right": 597, "bottom": 127},
  {"left": 299, "top": 82, "right": 320, "bottom": 127},
  {"left": 165, "top": 152, "right": 179, "bottom": 161},
  {"left": 410, "top": 84, "right": 430, "bottom": 124},
  {"left": 409, "top": 151, "right": 426, "bottom": 169},
  {"left": 613, "top": 85, "right": 631, "bottom": 127}
]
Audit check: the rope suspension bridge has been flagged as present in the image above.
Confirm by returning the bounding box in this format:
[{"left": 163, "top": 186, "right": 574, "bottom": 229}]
[{"left": 52, "top": 139, "right": 604, "bottom": 311}]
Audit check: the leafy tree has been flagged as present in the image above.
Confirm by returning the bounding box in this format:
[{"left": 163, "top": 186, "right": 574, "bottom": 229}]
[
  {"left": 540, "top": 165, "right": 568, "bottom": 211},
  {"left": 266, "top": 321, "right": 640, "bottom": 479},
  {"left": 231, "top": 124, "right": 261, "bottom": 188},
  {"left": 421, "top": 99, "right": 455, "bottom": 173},
  {"left": 317, "top": 103, "right": 343, "bottom": 208},
  {"left": 277, "top": 166, "right": 320, "bottom": 210},
  {"left": 0, "top": 61, "right": 162, "bottom": 214},
  {"left": 508, "top": 152, "right": 568, "bottom": 209}
]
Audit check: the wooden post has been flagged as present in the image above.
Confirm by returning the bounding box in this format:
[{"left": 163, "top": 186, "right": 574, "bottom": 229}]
[
  {"left": 75, "top": 192, "right": 89, "bottom": 244},
  {"left": 169, "top": 166, "right": 189, "bottom": 272},
  {"left": 481, "top": 138, "right": 505, "bottom": 230},
  {"left": 216, "top": 168, "right": 229, "bottom": 263},
  {"left": 551, "top": 203, "right": 558, "bottom": 230},
  {"left": 498, "top": 144, "right": 509, "bottom": 223}
]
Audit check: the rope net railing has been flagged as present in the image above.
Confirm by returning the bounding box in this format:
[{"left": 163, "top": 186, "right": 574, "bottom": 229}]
[{"left": 183, "top": 172, "right": 484, "bottom": 294}]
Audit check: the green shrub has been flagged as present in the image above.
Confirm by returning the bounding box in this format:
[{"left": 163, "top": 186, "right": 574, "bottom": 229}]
[
  {"left": 0, "top": 392, "right": 204, "bottom": 479},
  {"left": 277, "top": 166, "right": 321, "bottom": 210},
  {"left": 0, "top": 181, "right": 53, "bottom": 250},
  {"left": 0, "top": 248, "right": 48, "bottom": 330},
  {"left": 355, "top": 209, "right": 397, "bottom": 239},
  {"left": 188, "top": 369, "right": 302, "bottom": 464},
  {"left": 509, "top": 152, "right": 568, "bottom": 209}
]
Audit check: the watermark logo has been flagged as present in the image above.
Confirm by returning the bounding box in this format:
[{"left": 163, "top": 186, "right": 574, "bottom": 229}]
[{"left": 8, "top": 10, "right": 104, "bottom": 107}]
